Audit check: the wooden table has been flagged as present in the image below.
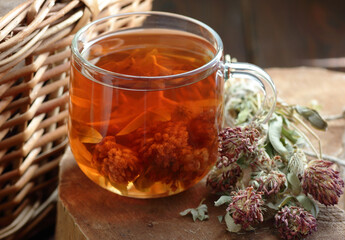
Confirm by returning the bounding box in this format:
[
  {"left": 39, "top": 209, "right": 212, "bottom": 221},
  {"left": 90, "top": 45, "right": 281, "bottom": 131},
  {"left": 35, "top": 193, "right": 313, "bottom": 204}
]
[{"left": 56, "top": 67, "right": 345, "bottom": 240}]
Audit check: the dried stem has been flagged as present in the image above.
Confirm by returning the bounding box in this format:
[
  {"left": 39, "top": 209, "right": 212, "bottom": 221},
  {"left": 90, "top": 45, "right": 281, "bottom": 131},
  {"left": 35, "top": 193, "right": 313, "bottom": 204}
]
[
  {"left": 290, "top": 122, "right": 320, "bottom": 160},
  {"left": 292, "top": 114, "right": 322, "bottom": 159},
  {"left": 304, "top": 150, "right": 345, "bottom": 167},
  {"left": 324, "top": 109, "right": 345, "bottom": 121}
]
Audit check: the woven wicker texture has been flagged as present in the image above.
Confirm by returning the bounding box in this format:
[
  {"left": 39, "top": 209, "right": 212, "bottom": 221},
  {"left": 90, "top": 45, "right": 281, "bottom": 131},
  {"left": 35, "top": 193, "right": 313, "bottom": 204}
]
[{"left": 0, "top": 0, "right": 153, "bottom": 239}]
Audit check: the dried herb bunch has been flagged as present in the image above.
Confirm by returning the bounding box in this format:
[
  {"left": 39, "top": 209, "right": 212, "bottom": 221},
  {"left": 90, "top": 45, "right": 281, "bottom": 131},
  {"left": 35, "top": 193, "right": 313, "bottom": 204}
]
[{"left": 181, "top": 58, "right": 345, "bottom": 240}]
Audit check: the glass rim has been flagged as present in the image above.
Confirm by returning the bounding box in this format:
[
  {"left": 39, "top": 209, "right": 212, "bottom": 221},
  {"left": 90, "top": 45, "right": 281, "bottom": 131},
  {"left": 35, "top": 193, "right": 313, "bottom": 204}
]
[{"left": 71, "top": 11, "right": 224, "bottom": 81}]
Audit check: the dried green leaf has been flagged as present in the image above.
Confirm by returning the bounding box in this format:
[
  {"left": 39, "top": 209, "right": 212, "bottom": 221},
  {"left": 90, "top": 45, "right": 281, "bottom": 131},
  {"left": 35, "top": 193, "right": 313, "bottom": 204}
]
[
  {"left": 236, "top": 107, "right": 251, "bottom": 124},
  {"left": 287, "top": 172, "right": 301, "bottom": 195},
  {"left": 265, "top": 142, "right": 275, "bottom": 158},
  {"left": 191, "top": 209, "right": 198, "bottom": 221},
  {"left": 296, "top": 194, "right": 319, "bottom": 218},
  {"left": 180, "top": 208, "right": 193, "bottom": 216},
  {"left": 197, "top": 204, "right": 209, "bottom": 221},
  {"left": 179, "top": 201, "right": 209, "bottom": 222},
  {"left": 214, "top": 196, "right": 232, "bottom": 207},
  {"left": 266, "top": 202, "right": 279, "bottom": 210},
  {"left": 281, "top": 126, "right": 304, "bottom": 146},
  {"left": 278, "top": 195, "right": 296, "bottom": 208},
  {"left": 283, "top": 176, "right": 289, "bottom": 192},
  {"left": 217, "top": 215, "right": 224, "bottom": 223},
  {"left": 294, "top": 105, "right": 328, "bottom": 130},
  {"left": 225, "top": 212, "right": 242, "bottom": 233},
  {"left": 282, "top": 138, "right": 295, "bottom": 156},
  {"left": 268, "top": 114, "right": 289, "bottom": 157}
]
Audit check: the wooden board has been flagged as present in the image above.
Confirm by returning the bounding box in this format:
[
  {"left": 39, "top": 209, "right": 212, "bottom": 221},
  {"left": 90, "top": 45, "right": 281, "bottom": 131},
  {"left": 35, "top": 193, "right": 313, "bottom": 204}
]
[{"left": 56, "top": 67, "right": 345, "bottom": 240}]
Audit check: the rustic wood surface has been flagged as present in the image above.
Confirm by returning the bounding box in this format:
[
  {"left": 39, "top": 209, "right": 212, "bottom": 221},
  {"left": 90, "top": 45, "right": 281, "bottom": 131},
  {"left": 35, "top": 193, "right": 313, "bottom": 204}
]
[{"left": 56, "top": 67, "right": 345, "bottom": 240}]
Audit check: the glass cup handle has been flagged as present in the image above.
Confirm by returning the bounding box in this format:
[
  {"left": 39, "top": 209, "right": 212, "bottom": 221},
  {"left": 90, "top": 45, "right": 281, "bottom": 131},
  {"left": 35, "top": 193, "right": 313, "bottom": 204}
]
[{"left": 224, "top": 61, "right": 277, "bottom": 124}]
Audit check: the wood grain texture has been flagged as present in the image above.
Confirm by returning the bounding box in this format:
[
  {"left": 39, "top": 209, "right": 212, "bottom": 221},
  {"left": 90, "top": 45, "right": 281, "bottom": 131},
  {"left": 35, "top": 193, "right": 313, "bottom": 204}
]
[
  {"left": 57, "top": 148, "right": 279, "bottom": 240},
  {"left": 57, "top": 67, "right": 345, "bottom": 240}
]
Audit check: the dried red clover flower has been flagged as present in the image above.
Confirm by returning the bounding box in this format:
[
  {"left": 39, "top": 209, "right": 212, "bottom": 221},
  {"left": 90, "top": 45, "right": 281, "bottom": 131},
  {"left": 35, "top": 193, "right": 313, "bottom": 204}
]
[
  {"left": 139, "top": 121, "right": 210, "bottom": 190},
  {"left": 275, "top": 206, "right": 317, "bottom": 240},
  {"left": 217, "top": 126, "right": 261, "bottom": 168},
  {"left": 206, "top": 163, "right": 243, "bottom": 194},
  {"left": 226, "top": 186, "right": 264, "bottom": 229},
  {"left": 251, "top": 170, "right": 287, "bottom": 196},
  {"left": 92, "top": 136, "right": 141, "bottom": 184},
  {"left": 288, "top": 148, "right": 307, "bottom": 177},
  {"left": 251, "top": 154, "right": 278, "bottom": 172},
  {"left": 301, "top": 159, "right": 344, "bottom": 206},
  {"left": 187, "top": 110, "right": 218, "bottom": 148}
]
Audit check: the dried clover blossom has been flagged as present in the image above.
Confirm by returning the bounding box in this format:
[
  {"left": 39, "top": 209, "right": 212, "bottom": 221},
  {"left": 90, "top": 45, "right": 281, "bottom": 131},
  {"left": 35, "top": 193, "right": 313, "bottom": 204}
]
[
  {"left": 226, "top": 186, "right": 264, "bottom": 229},
  {"left": 251, "top": 153, "right": 278, "bottom": 172},
  {"left": 139, "top": 121, "right": 211, "bottom": 190},
  {"left": 288, "top": 148, "right": 307, "bottom": 176},
  {"left": 187, "top": 110, "right": 218, "bottom": 148},
  {"left": 203, "top": 71, "right": 345, "bottom": 238},
  {"left": 275, "top": 206, "right": 317, "bottom": 240},
  {"left": 92, "top": 136, "right": 141, "bottom": 184},
  {"left": 301, "top": 159, "right": 344, "bottom": 206},
  {"left": 251, "top": 170, "right": 287, "bottom": 196},
  {"left": 217, "top": 125, "right": 261, "bottom": 168},
  {"left": 206, "top": 163, "right": 243, "bottom": 194}
]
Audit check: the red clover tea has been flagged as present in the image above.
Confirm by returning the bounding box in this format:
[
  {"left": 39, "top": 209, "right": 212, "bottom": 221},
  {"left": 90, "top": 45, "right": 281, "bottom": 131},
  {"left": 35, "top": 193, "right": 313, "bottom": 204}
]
[{"left": 69, "top": 30, "right": 223, "bottom": 198}]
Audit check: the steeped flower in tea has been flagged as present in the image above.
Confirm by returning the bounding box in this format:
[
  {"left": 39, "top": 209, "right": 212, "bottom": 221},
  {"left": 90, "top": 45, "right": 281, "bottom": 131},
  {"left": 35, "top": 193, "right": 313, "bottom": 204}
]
[{"left": 91, "top": 136, "right": 142, "bottom": 185}]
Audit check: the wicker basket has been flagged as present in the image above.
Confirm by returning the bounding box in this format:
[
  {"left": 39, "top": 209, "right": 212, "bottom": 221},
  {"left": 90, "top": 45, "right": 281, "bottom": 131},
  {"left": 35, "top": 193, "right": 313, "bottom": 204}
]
[{"left": 0, "top": 0, "right": 153, "bottom": 239}]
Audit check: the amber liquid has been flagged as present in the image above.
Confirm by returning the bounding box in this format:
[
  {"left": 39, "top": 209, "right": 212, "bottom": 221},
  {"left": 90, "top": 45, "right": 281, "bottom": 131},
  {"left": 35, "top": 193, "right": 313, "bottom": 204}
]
[{"left": 69, "top": 29, "right": 223, "bottom": 198}]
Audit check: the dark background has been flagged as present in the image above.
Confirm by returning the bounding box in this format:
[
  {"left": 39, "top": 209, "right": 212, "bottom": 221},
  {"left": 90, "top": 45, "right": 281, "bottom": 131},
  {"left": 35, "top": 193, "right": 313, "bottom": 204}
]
[{"left": 153, "top": 0, "right": 345, "bottom": 71}]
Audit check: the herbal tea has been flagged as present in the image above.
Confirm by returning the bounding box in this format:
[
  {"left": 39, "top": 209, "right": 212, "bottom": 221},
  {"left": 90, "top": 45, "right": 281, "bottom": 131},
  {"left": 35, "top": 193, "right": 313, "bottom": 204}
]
[{"left": 69, "top": 30, "right": 224, "bottom": 198}]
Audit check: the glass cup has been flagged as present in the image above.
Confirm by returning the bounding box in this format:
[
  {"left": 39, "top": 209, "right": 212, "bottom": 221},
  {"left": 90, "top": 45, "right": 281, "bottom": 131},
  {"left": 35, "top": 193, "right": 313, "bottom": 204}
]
[{"left": 69, "top": 12, "right": 276, "bottom": 198}]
